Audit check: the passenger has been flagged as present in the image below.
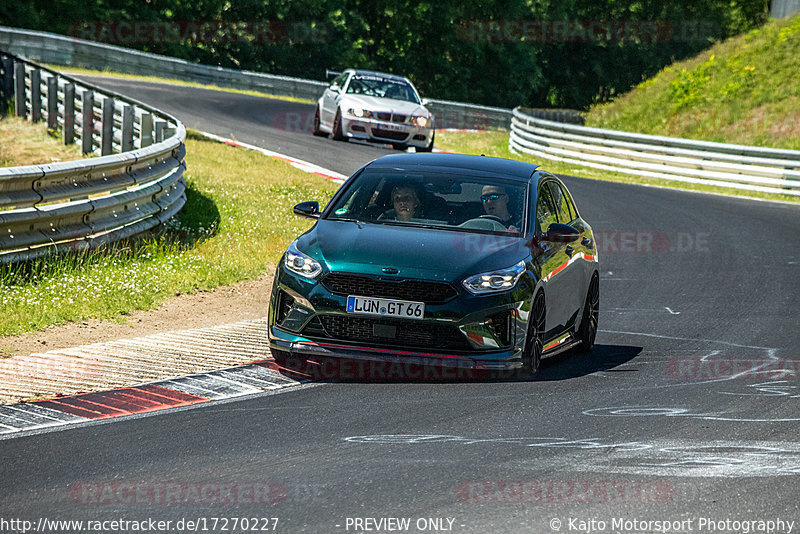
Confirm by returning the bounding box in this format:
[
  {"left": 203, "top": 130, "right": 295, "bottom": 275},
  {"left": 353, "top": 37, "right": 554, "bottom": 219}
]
[{"left": 480, "top": 185, "right": 519, "bottom": 231}]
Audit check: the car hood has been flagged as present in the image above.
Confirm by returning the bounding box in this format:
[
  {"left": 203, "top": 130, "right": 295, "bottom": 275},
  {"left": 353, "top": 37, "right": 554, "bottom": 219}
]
[
  {"left": 342, "top": 95, "right": 429, "bottom": 116},
  {"left": 296, "top": 220, "right": 529, "bottom": 282}
]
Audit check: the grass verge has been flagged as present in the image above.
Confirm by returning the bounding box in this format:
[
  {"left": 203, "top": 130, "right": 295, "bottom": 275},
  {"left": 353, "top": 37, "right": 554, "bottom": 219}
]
[
  {"left": 0, "top": 130, "right": 337, "bottom": 337},
  {"left": 48, "top": 65, "right": 317, "bottom": 106},
  {"left": 435, "top": 130, "right": 799, "bottom": 204},
  {"left": 586, "top": 14, "right": 800, "bottom": 150},
  {"left": 0, "top": 116, "right": 86, "bottom": 166}
]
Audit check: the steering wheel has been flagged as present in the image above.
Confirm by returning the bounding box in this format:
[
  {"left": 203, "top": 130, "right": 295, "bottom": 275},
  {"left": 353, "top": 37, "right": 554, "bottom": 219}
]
[{"left": 458, "top": 216, "right": 508, "bottom": 231}]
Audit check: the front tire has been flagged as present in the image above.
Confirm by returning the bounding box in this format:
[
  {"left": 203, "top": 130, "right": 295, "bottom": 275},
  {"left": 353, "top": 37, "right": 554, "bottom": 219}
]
[
  {"left": 518, "top": 292, "right": 545, "bottom": 378},
  {"left": 575, "top": 274, "right": 599, "bottom": 354},
  {"left": 332, "top": 109, "right": 347, "bottom": 141}
]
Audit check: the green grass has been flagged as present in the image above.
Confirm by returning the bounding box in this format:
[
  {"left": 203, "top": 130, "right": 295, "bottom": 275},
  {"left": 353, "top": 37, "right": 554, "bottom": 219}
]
[
  {"left": 435, "top": 130, "right": 799, "bottom": 203},
  {"left": 586, "top": 14, "right": 800, "bottom": 150},
  {"left": 437, "top": 14, "right": 800, "bottom": 204},
  {"left": 0, "top": 130, "right": 337, "bottom": 337},
  {"left": 49, "top": 65, "right": 318, "bottom": 106},
  {"left": 0, "top": 116, "right": 86, "bottom": 166}
]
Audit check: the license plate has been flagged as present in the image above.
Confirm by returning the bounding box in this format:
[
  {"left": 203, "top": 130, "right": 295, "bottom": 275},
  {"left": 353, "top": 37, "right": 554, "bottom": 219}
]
[
  {"left": 378, "top": 122, "right": 406, "bottom": 132},
  {"left": 346, "top": 296, "right": 424, "bottom": 319}
]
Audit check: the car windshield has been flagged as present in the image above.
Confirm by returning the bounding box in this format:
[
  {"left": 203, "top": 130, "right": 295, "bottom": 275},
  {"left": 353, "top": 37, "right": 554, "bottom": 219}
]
[
  {"left": 345, "top": 75, "right": 420, "bottom": 104},
  {"left": 326, "top": 169, "right": 527, "bottom": 235}
]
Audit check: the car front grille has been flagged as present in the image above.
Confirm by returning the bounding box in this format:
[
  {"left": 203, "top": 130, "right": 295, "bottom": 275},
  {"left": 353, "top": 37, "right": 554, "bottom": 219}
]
[
  {"left": 303, "top": 315, "right": 471, "bottom": 350},
  {"left": 322, "top": 273, "right": 458, "bottom": 304},
  {"left": 375, "top": 113, "right": 407, "bottom": 123},
  {"left": 371, "top": 128, "right": 408, "bottom": 141}
]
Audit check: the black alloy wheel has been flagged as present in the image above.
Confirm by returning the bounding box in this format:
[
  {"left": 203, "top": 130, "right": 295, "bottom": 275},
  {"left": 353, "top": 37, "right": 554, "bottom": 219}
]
[
  {"left": 575, "top": 274, "right": 599, "bottom": 353},
  {"left": 519, "top": 292, "right": 546, "bottom": 378}
]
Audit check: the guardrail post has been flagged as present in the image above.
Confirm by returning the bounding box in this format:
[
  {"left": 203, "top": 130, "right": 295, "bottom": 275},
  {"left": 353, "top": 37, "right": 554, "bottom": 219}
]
[
  {"left": 140, "top": 113, "right": 153, "bottom": 147},
  {"left": 101, "top": 97, "right": 114, "bottom": 155},
  {"left": 155, "top": 120, "right": 166, "bottom": 143},
  {"left": 14, "top": 62, "right": 25, "bottom": 118},
  {"left": 47, "top": 75, "right": 58, "bottom": 130},
  {"left": 64, "top": 83, "right": 75, "bottom": 145},
  {"left": 121, "top": 105, "right": 134, "bottom": 152},
  {"left": 0, "top": 56, "right": 12, "bottom": 116},
  {"left": 30, "top": 69, "right": 41, "bottom": 122},
  {"left": 81, "top": 89, "right": 94, "bottom": 154}
]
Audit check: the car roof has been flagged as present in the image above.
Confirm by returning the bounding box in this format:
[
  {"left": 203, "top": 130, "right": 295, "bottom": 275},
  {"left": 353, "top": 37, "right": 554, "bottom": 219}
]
[
  {"left": 365, "top": 153, "right": 540, "bottom": 182},
  {"left": 348, "top": 69, "right": 409, "bottom": 83}
]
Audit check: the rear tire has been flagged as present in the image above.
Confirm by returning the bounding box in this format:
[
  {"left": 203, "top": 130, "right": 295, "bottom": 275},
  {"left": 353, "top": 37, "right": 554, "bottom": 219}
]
[
  {"left": 518, "top": 292, "right": 545, "bottom": 378},
  {"left": 312, "top": 106, "right": 326, "bottom": 137},
  {"left": 575, "top": 274, "right": 599, "bottom": 354},
  {"left": 332, "top": 109, "right": 347, "bottom": 141}
]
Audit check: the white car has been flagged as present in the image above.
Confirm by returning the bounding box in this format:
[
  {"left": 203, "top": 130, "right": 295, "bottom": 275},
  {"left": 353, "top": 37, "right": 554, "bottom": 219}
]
[{"left": 313, "top": 69, "right": 435, "bottom": 152}]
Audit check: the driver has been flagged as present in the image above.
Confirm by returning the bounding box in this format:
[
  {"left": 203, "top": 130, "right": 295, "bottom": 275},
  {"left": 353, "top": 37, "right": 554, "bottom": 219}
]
[
  {"left": 379, "top": 184, "right": 423, "bottom": 222},
  {"left": 480, "top": 185, "right": 519, "bottom": 231}
]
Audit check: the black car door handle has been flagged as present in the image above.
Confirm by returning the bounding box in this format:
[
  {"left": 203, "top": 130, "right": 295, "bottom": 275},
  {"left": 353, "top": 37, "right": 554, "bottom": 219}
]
[{"left": 565, "top": 245, "right": 574, "bottom": 257}]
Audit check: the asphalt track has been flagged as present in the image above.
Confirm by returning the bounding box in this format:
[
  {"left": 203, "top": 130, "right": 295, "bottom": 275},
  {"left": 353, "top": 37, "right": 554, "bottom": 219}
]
[{"left": 1, "top": 77, "right": 799, "bottom": 533}]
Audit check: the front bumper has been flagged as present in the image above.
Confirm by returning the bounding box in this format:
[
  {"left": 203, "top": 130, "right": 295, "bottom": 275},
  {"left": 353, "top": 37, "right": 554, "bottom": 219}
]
[
  {"left": 269, "top": 325, "right": 522, "bottom": 371},
  {"left": 268, "top": 264, "right": 534, "bottom": 372},
  {"left": 340, "top": 114, "right": 434, "bottom": 147}
]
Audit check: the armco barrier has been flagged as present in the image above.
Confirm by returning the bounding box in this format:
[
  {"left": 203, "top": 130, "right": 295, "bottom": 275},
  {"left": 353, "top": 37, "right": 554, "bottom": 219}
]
[
  {"left": 510, "top": 107, "right": 800, "bottom": 196},
  {"left": 0, "top": 52, "right": 186, "bottom": 263},
  {"left": 0, "top": 25, "right": 529, "bottom": 130}
]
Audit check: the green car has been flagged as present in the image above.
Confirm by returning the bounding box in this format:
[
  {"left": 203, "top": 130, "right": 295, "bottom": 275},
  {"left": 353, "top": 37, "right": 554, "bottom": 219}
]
[{"left": 268, "top": 153, "right": 599, "bottom": 376}]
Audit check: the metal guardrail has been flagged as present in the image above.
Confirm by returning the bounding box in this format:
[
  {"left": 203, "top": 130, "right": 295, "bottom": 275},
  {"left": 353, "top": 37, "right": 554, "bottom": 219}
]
[
  {"left": 0, "top": 25, "right": 531, "bottom": 130},
  {"left": 0, "top": 51, "right": 187, "bottom": 263},
  {"left": 510, "top": 107, "right": 800, "bottom": 196}
]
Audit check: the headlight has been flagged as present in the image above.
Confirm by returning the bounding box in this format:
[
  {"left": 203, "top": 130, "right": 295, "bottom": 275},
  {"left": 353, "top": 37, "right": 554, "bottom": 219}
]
[
  {"left": 348, "top": 108, "right": 368, "bottom": 118},
  {"left": 285, "top": 242, "right": 323, "bottom": 278},
  {"left": 411, "top": 115, "right": 429, "bottom": 127},
  {"left": 462, "top": 261, "right": 526, "bottom": 295}
]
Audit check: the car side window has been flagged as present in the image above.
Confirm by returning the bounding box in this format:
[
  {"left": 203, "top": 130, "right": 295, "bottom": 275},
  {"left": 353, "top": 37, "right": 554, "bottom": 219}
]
[
  {"left": 332, "top": 73, "right": 348, "bottom": 90},
  {"left": 547, "top": 182, "right": 574, "bottom": 224},
  {"left": 536, "top": 182, "right": 558, "bottom": 234},
  {"left": 563, "top": 186, "right": 578, "bottom": 221}
]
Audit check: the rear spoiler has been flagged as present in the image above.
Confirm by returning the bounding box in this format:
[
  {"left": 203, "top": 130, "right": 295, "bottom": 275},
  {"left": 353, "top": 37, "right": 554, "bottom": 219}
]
[{"left": 325, "top": 70, "right": 341, "bottom": 79}]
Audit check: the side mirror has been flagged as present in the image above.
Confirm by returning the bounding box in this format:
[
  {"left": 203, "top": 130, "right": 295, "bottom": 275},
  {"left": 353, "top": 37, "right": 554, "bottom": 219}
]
[
  {"left": 293, "top": 201, "right": 320, "bottom": 219},
  {"left": 421, "top": 98, "right": 431, "bottom": 107},
  {"left": 544, "top": 223, "right": 579, "bottom": 242}
]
